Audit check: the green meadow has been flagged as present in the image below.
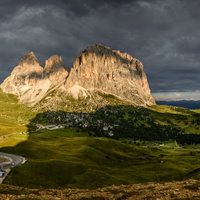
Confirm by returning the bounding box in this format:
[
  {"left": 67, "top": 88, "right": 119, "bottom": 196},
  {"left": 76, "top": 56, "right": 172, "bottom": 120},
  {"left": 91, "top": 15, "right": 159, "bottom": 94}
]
[
  {"left": 0, "top": 89, "right": 36, "bottom": 136},
  {"left": 0, "top": 133, "right": 29, "bottom": 148},
  {"left": 1, "top": 89, "right": 200, "bottom": 189},
  {"left": 149, "top": 105, "right": 200, "bottom": 134},
  {"left": 0, "top": 128, "right": 200, "bottom": 189}
]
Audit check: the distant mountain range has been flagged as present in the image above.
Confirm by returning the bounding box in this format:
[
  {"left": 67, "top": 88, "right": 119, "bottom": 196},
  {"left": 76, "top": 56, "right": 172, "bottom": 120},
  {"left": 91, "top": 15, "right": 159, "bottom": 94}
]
[{"left": 156, "top": 100, "right": 200, "bottom": 110}]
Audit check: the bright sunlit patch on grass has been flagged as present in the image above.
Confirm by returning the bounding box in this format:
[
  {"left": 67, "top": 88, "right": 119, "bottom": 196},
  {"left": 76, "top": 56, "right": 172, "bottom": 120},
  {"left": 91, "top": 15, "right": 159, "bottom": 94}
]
[{"left": 0, "top": 133, "right": 29, "bottom": 148}]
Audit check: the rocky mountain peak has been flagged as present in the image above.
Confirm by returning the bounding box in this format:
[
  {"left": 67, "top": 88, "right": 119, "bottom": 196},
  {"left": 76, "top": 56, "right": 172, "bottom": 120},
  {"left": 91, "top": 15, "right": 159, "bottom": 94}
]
[
  {"left": 75, "top": 44, "right": 112, "bottom": 65},
  {"left": 0, "top": 51, "right": 44, "bottom": 96},
  {"left": 79, "top": 44, "right": 134, "bottom": 63},
  {"left": 1, "top": 44, "right": 155, "bottom": 107},
  {"left": 44, "top": 55, "right": 63, "bottom": 71},
  {"left": 44, "top": 55, "right": 68, "bottom": 81},
  {"left": 0, "top": 52, "right": 68, "bottom": 103},
  {"left": 18, "top": 51, "right": 43, "bottom": 67},
  {"left": 66, "top": 44, "right": 155, "bottom": 106},
  {"left": 85, "top": 44, "right": 112, "bottom": 54}
]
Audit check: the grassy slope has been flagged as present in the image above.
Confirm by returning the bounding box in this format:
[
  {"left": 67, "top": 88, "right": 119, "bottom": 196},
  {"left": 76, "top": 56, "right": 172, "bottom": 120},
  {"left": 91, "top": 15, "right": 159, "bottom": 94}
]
[
  {"left": 149, "top": 105, "right": 200, "bottom": 134},
  {"left": 0, "top": 129, "right": 200, "bottom": 189},
  {"left": 0, "top": 133, "right": 29, "bottom": 148},
  {"left": 1, "top": 86, "right": 199, "bottom": 136},
  {"left": 1, "top": 88, "right": 200, "bottom": 189},
  {"left": 194, "top": 108, "right": 200, "bottom": 114},
  {"left": 0, "top": 89, "right": 36, "bottom": 136}
]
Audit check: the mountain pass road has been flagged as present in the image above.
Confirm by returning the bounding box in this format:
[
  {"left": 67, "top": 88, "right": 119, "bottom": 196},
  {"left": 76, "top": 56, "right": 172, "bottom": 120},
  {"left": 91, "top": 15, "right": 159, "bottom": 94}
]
[
  {"left": 0, "top": 152, "right": 26, "bottom": 169},
  {"left": 0, "top": 152, "right": 26, "bottom": 183}
]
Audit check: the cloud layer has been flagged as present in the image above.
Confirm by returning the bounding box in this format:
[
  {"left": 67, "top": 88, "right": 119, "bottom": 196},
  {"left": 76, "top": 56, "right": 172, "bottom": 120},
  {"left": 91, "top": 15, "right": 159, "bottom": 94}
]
[{"left": 0, "top": 0, "right": 200, "bottom": 100}]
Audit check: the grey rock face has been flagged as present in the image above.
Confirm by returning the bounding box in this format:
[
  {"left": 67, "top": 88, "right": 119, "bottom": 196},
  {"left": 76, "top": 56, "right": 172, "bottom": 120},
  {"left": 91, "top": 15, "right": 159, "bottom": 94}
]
[
  {"left": 1, "top": 52, "right": 43, "bottom": 95},
  {"left": 44, "top": 55, "right": 68, "bottom": 81},
  {"left": 65, "top": 44, "right": 155, "bottom": 106},
  {"left": 18, "top": 51, "right": 43, "bottom": 67},
  {"left": 1, "top": 45, "right": 155, "bottom": 107},
  {"left": 1, "top": 52, "right": 68, "bottom": 106}
]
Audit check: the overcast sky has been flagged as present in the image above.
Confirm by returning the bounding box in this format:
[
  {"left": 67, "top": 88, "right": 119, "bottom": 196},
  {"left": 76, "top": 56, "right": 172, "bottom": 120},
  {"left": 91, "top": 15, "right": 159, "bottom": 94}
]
[{"left": 0, "top": 0, "right": 200, "bottom": 101}]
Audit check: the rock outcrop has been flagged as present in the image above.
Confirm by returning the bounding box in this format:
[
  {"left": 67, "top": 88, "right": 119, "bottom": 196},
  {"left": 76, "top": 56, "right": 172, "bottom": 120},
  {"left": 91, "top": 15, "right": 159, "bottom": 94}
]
[
  {"left": 1, "top": 52, "right": 68, "bottom": 106},
  {"left": 0, "top": 44, "right": 155, "bottom": 107},
  {"left": 65, "top": 44, "right": 155, "bottom": 106},
  {"left": 44, "top": 55, "right": 68, "bottom": 81},
  {"left": 1, "top": 52, "right": 43, "bottom": 96}
]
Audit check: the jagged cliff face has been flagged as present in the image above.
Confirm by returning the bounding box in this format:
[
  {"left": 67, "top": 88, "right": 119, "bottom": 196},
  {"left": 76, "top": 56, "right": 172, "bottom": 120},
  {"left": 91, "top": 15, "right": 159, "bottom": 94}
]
[
  {"left": 65, "top": 44, "right": 155, "bottom": 106},
  {"left": 44, "top": 55, "right": 68, "bottom": 81},
  {"left": 0, "top": 44, "right": 155, "bottom": 108},
  {"left": 1, "top": 52, "right": 68, "bottom": 106},
  {"left": 1, "top": 52, "right": 43, "bottom": 95}
]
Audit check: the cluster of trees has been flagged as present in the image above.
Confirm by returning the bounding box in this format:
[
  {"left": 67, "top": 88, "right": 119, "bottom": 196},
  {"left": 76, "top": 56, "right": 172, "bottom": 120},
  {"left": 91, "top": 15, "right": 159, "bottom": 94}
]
[
  {"left": 85, "top": 106, "right": 200, "bottom": 145},
  {"left": 86, "top": 106, "right": 181, "bottom": 141},
  {"left": 32, "top": 105, "right": 200, "bottom": 145},
  {"left": 176, "top": 133, "right": 200, "bottom": 145}
]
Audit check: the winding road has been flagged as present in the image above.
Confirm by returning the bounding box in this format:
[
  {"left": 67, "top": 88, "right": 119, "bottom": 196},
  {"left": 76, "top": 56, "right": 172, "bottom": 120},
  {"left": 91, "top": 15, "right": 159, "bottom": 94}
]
[
  {"left": 0, "top": 152, "right": 26, "bottom": 169},
  {"left": 0, "top": 152, "right": 26, "bottom": 183}
]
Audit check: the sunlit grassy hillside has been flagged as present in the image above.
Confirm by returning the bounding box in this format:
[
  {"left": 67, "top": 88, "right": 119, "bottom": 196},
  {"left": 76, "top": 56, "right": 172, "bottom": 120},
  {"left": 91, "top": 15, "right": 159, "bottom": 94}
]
[
  {"left": 0, "top": 89, "right": 36, "bottom": 136},
  {"left": 149, "top": 105, "right": 200, "bottom": 134}
]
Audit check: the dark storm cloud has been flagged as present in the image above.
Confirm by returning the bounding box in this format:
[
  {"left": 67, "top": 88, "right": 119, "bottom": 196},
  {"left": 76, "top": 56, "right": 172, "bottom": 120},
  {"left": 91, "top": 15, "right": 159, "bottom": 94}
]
[{"left": 0, "top": 0, "right": 200, "bottom": 99}]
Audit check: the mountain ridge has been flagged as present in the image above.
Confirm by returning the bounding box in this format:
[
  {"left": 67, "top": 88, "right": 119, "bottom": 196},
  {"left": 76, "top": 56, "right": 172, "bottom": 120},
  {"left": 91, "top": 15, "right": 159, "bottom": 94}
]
[
  {"left": 157, "top": 100, "right": 200, "bottom": 110},
  {"left": 0, "top": 44, "right": 155, "bottom": 109}
]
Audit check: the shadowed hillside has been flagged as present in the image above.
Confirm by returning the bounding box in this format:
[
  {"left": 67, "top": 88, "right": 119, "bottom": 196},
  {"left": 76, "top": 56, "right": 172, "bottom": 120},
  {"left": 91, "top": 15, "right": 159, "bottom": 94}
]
[
  {"left": 31, "top": 105, "right": 200, "bottom": 145},
  {"left": 0, "top": 105, "right": 200, "bottom": 189}
]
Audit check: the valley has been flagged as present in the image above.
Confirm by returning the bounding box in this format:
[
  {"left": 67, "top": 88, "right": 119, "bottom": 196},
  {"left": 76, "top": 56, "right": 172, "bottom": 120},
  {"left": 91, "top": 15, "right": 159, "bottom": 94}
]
[
  {"left": 0, "top": 44, "right": 200, "bottom": 199},
  {"left": 0, "top": 128, "right": 200, "bottom": 199},
  {"left": 1, "top": 102, "right": 200, "bottom": 191},
  {"left": 1, "top": 128, "right": 200, "bottom": 189}
]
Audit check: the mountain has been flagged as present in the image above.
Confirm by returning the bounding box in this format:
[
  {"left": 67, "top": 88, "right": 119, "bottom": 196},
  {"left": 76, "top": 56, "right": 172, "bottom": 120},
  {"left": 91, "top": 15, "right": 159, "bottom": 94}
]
[
  {"left": 156, "top": 100, "right": 200, "bottom": 110},
  {"left": 1, "top": 52, "right": 69, "bottom": 107},
  {"left": 65, "top": 44, "right": 155, "bottom": 106},
  {"left": 0, "top": 44, "right": 155, "bottom": 110},
  {"left": 1, "top": 52, "right": 44, "bottom": 96}
]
